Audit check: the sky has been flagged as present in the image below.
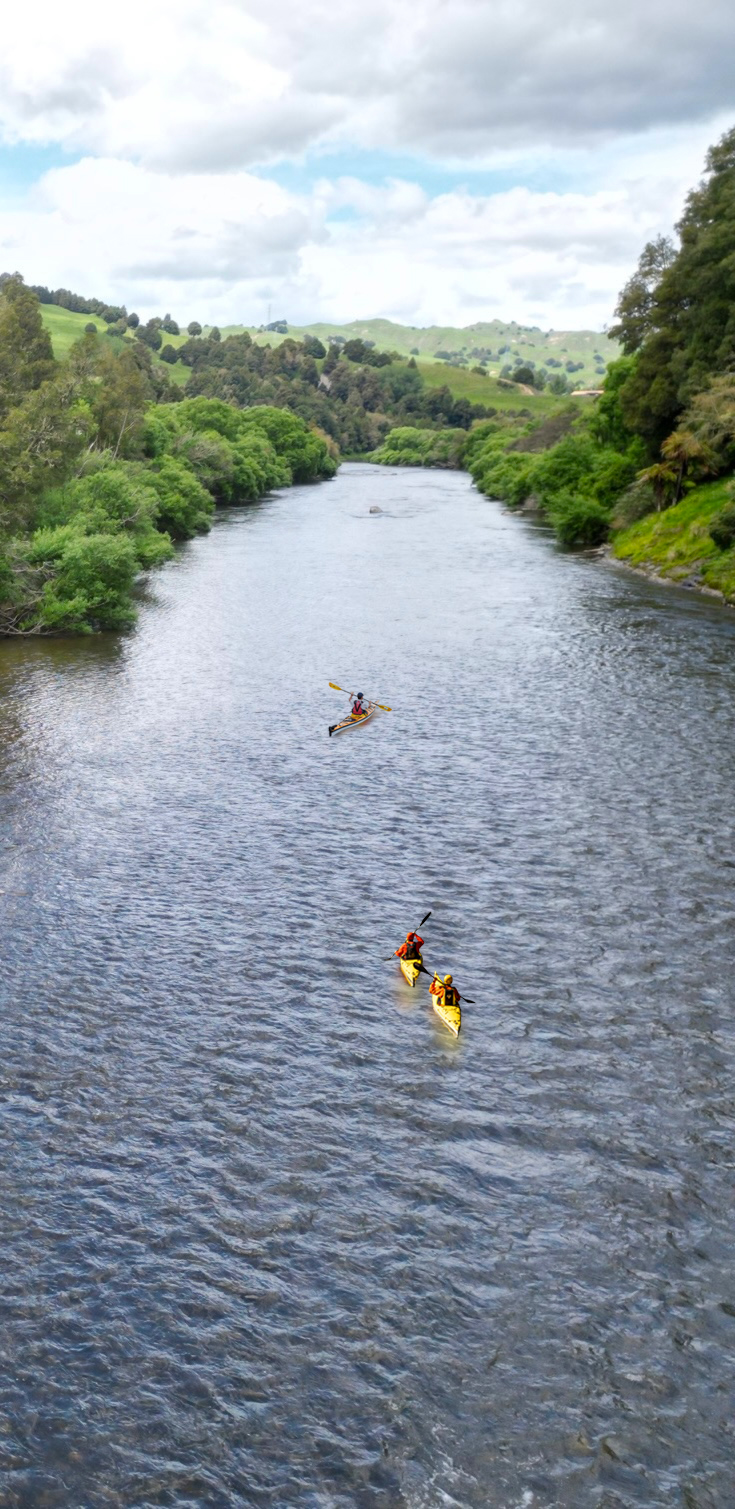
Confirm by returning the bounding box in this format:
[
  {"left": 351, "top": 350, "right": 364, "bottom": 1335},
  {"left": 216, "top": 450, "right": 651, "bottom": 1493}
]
[{"left": 0, "top": 0, "right": 733, "bottom": 330}]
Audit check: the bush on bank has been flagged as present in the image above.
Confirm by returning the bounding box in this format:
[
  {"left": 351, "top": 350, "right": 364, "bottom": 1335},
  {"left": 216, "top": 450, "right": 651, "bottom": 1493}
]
[
  {"left": 465, "top": 408, "right": 642, "bottom": 547},
  {"left": 0, "top": 286, "right": 337, "bottom": 636},
  {"left": 370, "top": 426, "right": 468, "bottom": 468}
]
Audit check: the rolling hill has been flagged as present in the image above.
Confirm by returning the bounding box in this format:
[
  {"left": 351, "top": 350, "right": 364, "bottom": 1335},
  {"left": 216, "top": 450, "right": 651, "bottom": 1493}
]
[
  {"left": 218, "top": 317, "right": 617, "bottom": 388},
  {"left": 38, "top": 306, "right": 609, "bottom": 409}
]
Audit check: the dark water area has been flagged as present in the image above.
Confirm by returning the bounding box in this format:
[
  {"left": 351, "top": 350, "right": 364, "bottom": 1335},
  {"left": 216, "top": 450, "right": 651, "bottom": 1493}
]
[{"left": 1, "top": 462, "right": 734, "bottom": 1508}]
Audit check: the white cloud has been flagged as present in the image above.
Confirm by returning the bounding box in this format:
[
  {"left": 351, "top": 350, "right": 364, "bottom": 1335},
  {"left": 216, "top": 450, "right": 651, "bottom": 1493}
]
[
  {"left": 0, "top": 0, "right": 732, "bottom": 168},
  {"left": 0, "top": 128, "right": 717, "bottom": 328},
  {"left": 0, "top": 1, "right": 731, "bottom": 325}
]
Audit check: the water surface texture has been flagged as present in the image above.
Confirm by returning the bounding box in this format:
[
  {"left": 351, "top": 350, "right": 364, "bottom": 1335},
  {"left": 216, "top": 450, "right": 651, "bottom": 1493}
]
[{"left": 1, "top": 464, "right": 734, "bottom": 1508}]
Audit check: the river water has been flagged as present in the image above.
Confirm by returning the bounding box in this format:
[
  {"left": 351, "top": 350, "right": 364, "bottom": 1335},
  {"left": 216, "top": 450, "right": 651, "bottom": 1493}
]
[{"left": 1, "top": 462, "right": 734, "bottom": 1508}]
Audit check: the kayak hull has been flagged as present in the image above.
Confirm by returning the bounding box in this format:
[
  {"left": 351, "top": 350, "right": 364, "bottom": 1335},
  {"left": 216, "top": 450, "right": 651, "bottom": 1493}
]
[
  {"left": 399, "top": 956, "right": 422, "bottom": 987},
  {"left": 432, "top": 993, "right": 461, "bottom": 1036},
  {"left": 329, "top": 702, "right": 377, "bottom": 737}
]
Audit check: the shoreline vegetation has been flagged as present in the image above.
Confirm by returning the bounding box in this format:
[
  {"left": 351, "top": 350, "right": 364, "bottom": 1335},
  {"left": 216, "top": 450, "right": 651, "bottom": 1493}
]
[
  {"left": 0, "top": 277, "right": 336, "bottom": 636},
  {"left": 370, "top": 125, "right": 735, "bottom": 608}
]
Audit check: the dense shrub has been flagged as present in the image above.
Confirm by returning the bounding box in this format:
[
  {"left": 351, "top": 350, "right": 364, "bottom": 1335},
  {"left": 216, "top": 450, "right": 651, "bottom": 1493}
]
[
  {"left": 709, "top": 501, "right": 735, "bottom": 550},
  {"left": 145, "top": 456, "right": 214, "bottom": 538},
  {"left": 371, "top": 426, "right": 467, "bottom": 468},
  {"left": 545, "top": 492, "right": 611, "bottom": 547},
  {"left": 0, "top": 285, "right": 338, "bottom": 636}
]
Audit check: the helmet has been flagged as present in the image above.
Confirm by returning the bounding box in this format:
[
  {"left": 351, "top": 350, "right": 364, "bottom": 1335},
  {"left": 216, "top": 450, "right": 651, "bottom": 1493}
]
[
  {"left": 444, "top": 974, "right": 453, "bottom": 985},
  {"left": 357, "top": 692, "right": 364, "bottom": 699},
  {"left": 406, "top": 932, "right": 415, "bottom": 941}
]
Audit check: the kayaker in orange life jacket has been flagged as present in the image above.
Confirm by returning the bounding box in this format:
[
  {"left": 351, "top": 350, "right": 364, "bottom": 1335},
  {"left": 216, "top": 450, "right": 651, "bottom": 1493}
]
[
  {"left": 430, "top": 972, "right": 460, "bottom": 1009},
  {"left": 351, "top": 692, "right": 368, "bottom": 719},
  {"left": 395, "top": 932, "right": 424, "bottom": 962}
]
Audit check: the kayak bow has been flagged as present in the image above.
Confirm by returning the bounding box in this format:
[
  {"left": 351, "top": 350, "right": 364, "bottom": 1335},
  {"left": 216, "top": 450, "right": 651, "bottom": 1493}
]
[{"left": 399, "top": 956, "right": 422, "bottom": 987}]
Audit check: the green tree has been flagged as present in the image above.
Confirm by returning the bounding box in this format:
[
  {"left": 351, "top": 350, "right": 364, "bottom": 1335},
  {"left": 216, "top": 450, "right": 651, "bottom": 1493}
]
[
  {"left": 609, "top": 235, "right": 676, "bottom": 354},
  {"left": 617, "top": 127, "right": 735, "bottom": 451},
  {"left": 0, "top": 275, "right": 55, "bottom": 422},
  {"left": 0, "top": 379, "right": 94, "bottom": 533},
  {"left": 135, "top": 319, "right": 163, "bottom": 352},
  {"left": 86, "top": 344, "right": 152, "bottom": 455}
]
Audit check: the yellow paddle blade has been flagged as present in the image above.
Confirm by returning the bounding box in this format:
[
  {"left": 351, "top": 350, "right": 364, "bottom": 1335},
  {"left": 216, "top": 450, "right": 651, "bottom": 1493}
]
[
  {"left": 374, "top": 703, "right": 392, "bottom": 712},
  {"left": 329, "top": 681, "right": 348, "bottom": 693}
]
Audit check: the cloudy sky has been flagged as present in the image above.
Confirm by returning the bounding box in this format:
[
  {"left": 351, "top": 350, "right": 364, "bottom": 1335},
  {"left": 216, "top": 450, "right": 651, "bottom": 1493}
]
[{"left": 0, "top": 0, "right": 732, "bottom": 330}]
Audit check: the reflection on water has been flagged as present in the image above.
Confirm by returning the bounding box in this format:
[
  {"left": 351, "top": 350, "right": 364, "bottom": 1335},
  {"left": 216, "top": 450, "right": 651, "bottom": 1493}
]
[{"left": 1, "top": 464, "right": 734, "bottom": 1507}]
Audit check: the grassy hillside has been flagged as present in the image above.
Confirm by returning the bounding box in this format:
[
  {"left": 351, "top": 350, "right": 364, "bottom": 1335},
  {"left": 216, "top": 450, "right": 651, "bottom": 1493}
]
[
  {"left": 40, "top": 306, "right": 615, "bottom": 391},
  {"left": 40, "top": 305, "right": 189, "bottom": 384},
  {"left": 417, "top": 360, "right": 591, "bottom": 413},
  {"left": 38, "top": 306, "right": 598, "bottom": 424},
  {"left": 612, "top": 481, "right": 735, "bottom": 603},
  {"left": 217, "top": 318, "right": 618, "bottom": 389},
  {"left": 40, "top": 305, "right": 107, "bottom": 356}
]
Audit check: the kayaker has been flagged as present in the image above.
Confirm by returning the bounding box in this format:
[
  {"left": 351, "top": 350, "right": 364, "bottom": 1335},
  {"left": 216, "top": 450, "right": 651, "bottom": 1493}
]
[
  {"left": 396, "top": 931, "right": 423, "bottom": 962},
  {"left": 351, "top": 692, "right": 368, "bottom": 719},
  {"left": 430, "top": 973, "right": 461, "bottom": 1009}
]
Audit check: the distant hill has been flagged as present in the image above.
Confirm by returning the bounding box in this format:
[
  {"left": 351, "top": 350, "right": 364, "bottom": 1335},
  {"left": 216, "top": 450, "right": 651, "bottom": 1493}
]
[{"left": 218, "top": 317, "right": 618, "bottom": 388}]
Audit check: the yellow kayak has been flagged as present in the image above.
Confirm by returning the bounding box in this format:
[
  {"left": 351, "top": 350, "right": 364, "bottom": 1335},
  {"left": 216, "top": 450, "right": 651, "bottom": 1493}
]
[
  {"left": 431, "top": 989, "right": 461, "bottom": 1037},
  {"left": 329, "top": 702, "right": 377, "bottom": 737},
  {"left": 399, "top": 956, "right": 422, "bottom": 986}
]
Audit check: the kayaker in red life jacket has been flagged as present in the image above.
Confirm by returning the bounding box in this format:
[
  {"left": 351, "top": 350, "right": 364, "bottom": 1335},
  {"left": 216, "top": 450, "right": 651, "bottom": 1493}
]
[
  {"left": 430, "top": 973, "right": 461, "bottom": 1009},
  {"left": 351, "top": 692, "right": 368, "bottom": 719},
  {"left": 396, "top": 932, "right": 424, "bottom": 962}
]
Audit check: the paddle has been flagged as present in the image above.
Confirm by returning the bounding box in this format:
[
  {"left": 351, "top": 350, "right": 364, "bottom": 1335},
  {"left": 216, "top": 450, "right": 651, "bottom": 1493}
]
[
  {"left": 329, "top": 681, "right": 392, "bottom": 713},
  {"left": 417, "top": 962, "right": 475, "bottom": 1005},
  {"left": 383, "top": 910, "right": 432, "bottom": 961}
]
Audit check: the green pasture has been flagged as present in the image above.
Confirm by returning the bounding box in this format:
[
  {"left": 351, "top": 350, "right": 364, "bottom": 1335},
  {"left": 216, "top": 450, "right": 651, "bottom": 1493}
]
[{"left": 40, "top": 305, "right": 107, "bottom": 356}]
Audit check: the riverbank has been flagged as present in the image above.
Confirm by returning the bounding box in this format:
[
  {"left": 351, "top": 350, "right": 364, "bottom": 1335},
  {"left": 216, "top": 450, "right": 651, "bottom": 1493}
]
[
  {"left": 370, "top": 416, "right": 735, "bottom": 606},
  {"left": 610, "top": 479, "right": 735, "bottom": 605}
]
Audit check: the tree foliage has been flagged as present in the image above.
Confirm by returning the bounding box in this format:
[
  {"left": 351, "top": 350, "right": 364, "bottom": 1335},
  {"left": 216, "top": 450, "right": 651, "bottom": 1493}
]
[
  {"left": 615, "top": 127, "right": 735, "bottom": 452},
  {"left": 0, "top": 282, "right": 338, "bottom": 636}
]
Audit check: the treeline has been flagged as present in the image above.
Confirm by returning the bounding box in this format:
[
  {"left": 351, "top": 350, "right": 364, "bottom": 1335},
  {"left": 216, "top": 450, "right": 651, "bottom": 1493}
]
[
  {"left": 18, "top": 274, "right": 496, "bottom": 451},
  {"left": 0, "top": 278, "right": 336, "bottom": 636},
  {"left": 167, "top": 331, "right": 493, "bottom": 451},
  {"left": 468, "top": 125, "right": 735, "bottom": 550}
]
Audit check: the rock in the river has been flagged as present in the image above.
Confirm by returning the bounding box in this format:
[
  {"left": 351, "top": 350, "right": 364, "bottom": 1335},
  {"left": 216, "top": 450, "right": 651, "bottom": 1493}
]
[{"left": 369, "top": 505, "right": 382, "bottom": 514}]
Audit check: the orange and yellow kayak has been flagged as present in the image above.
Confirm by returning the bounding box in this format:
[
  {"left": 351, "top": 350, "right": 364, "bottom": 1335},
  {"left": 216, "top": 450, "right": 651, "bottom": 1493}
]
[{"left": 329, "top": 702, "right": 377, "bottom": 737}]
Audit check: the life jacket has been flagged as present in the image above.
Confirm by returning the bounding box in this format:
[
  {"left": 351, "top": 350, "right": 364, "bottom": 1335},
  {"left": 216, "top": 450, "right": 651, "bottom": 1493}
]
[
  {"left": 398, "top": 934, "right": 422, "bottom": 960},
  {"left": 442, "top": 986, "right": 458, "bottom": 1007},
  {"left": 403, "top": 933, "right": 423, "bottom": 960},
  {"left": 352, "top": 700, "right": 366, "bottom": 717}
]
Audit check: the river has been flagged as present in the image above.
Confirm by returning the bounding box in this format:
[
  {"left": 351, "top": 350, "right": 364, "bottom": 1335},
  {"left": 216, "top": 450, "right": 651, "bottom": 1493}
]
[{"left": 1, "top": 462, "right": 734, "bottom": 1508}]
